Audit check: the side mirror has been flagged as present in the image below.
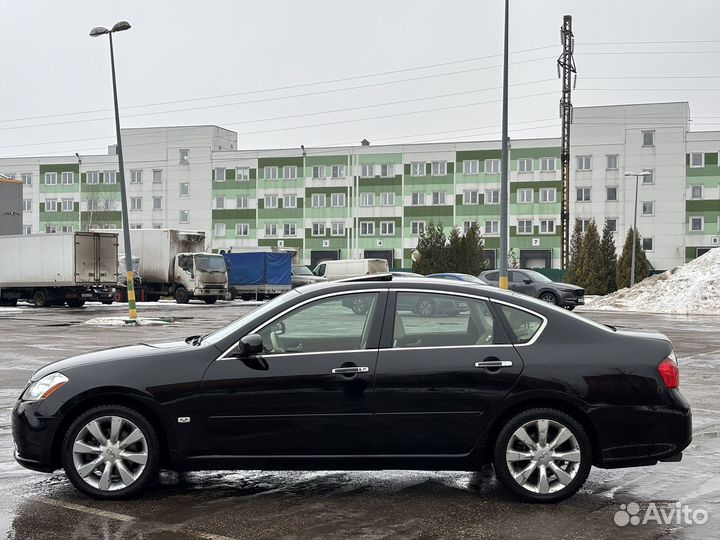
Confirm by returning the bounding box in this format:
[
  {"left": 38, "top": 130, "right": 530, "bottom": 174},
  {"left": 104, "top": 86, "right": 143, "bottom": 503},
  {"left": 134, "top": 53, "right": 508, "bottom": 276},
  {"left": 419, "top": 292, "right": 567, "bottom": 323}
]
[{"left": 238, "top": 334, "right": 264, "bottom": 356}]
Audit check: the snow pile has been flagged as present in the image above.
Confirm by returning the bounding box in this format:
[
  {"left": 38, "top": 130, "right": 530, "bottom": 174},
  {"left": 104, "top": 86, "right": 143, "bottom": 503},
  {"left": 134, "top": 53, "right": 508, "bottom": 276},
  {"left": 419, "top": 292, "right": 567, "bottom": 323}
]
[
  {"left": 585, "top": 248, "right": 720, "bottom": 314},
  {"left": 85, "top": 317, "right": 174, "bottom": 326}
]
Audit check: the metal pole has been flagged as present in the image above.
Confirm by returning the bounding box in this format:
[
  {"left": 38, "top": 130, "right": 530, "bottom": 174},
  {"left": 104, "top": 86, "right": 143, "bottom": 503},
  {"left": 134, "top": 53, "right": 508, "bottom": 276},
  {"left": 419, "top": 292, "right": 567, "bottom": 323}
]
[
  {"left": 109, "top": 32, "right": 137, "bottom": 319},
  {"left": 630, "top": 174, "right": 639, "bottom": 287},
  {"left": 499, "top": 0, "right": 509, "bottom": 289}
]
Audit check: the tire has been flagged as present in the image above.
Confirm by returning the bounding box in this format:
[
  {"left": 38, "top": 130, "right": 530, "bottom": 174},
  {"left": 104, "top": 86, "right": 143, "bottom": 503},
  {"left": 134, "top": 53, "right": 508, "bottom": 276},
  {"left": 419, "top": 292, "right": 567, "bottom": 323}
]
[
  {"left": 539, "top": 292, "right": 558, "bottom": 305},
  {"left": 493, "top": 408, "right": 592, "bottom": 503},
  {"left": 62, "top": 405, "right": 160, "bottom": 500},
  {"left": 67, "top": 299, "right": 86, "bottom": 308},
  {"left": 564, "top": 305, "right": 576, "bottom": 311},
  {"left": 101, "top": 300, "right": 113, "bottom": 305},
  {"left": 350, "top": 296, "right": 370, "bottom": 315},
  {"left": 241, "top": 293, "right": 254, "bottom": 301},
  {"left": 146, "top": 294, "right": 161, "bottom": 302},
  {"left": 415, "top": 297, "right": 436, "bottom": 317},
  {"left": 224, "top": 289, "right": 236, "bottom": 302},
  {"left": 32, "top": 289, "right": 49, "bottom": 308},
  {"left": 174, "top": 286, "right": 189, "bottom": 304},
  {"left": 203, "top": 296, "right": 218, "bottom": 304}
]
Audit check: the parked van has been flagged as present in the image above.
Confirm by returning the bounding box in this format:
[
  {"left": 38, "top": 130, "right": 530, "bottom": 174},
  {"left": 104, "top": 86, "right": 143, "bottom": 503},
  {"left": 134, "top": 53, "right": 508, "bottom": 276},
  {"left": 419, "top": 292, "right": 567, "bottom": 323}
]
[{"left": 313, "top": 258, "right": 389, "bottom": 280}]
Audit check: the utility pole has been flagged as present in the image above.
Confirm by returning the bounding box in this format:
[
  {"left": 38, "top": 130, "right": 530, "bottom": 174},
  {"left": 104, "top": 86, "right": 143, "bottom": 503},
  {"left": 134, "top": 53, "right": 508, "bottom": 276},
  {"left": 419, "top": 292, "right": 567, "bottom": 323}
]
[
  {"left": 557, "top": 15, "right": 576, "bottom": 270},
  {"left": 499, "top": 0, "right": 510, "bottom": 290}
]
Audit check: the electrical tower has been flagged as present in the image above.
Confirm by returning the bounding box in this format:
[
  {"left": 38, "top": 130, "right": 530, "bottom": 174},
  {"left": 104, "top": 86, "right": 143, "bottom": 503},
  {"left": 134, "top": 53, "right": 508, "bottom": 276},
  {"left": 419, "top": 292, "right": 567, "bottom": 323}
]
[{"left": 557, "top": 15, "right": 576, "bottom": 269}]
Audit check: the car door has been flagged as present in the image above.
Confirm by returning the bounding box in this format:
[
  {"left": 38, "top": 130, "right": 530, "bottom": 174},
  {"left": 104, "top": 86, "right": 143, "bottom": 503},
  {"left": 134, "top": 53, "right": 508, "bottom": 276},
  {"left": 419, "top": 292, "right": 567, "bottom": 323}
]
[
  {"left": 200, "top": 290, "right": 386, "bottom": 455},
  {"left": 509, "top": 270, "right": 535, "bottom": 296},
  {"left": 373, "top": 290, "right": 524, "bottom": 454}
]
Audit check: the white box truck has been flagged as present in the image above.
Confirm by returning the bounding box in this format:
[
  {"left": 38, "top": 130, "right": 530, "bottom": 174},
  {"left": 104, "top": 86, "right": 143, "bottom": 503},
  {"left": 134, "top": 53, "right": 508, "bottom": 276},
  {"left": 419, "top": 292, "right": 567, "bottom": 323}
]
[
  {"left": 115, "top": 229, "right": 227, "bottom": 304},
  {"left": 0, "top": 232, "right": 118, "bottom": 307}
]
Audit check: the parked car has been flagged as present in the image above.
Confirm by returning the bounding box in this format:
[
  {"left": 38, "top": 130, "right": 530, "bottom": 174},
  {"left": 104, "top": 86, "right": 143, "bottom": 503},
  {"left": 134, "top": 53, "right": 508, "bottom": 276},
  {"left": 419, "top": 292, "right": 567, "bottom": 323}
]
[
  {"left": 427, "top": 273, "right": 490, "bottom": 286},
  {"left": 291, "top": 265, "right": 327, "bottom": 288},
  {"left": 13, "top": 276, "right": 690, "bottom": 503},
  {"left": 313, "top": 258, "right": 389, "bottom": 281},
  {"left": 479, "top": 269, "right": 584, "bottom": 310}
]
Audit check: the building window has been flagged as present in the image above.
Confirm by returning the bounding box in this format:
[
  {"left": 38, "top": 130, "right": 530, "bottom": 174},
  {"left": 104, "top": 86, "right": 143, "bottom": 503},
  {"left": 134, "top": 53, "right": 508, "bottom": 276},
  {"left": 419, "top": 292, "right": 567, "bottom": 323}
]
[
  {"left": 463, "top": 221, "right": 478, "bottom": 234},
  {"left": 689, "top": 152, "right": 704, "bottom": 168},
  {"left": 283, "top": 194, "right": 297, "bottom": 208},
  {"left": 485, "top": 189, "right": 500, "bottom": 204},
  {"left": 283, "top": 223, "right": 296, "bottom": 237},
  {"left": 45, "top": 225, "right": 57, "bottom": 233},
  {"left": 463, "top": 160, "right": 480, "bottom": 175},
  {"left": 312, "top": 165, "right": 325, "bottom": 179},
  {"left": 179, "top": 149, "right": 189, "bottom": 164},
  {"left": 264, "top": 166, "right": 278, "bottom": 180},
  {"left": 540, "top": 220, "right": 555, "bottom": 234},
  {"left": 580, "top": 219, "right": 591, "bottom": 233},
  {"left": 518, "top": 220, "right": 533, "bottom": 234},
  {"left": 130, "top": 197, "right": 142, "bottom": 211},
  {"left": 62, "top": 198, "right": 74, "bottom": 212},
  {"left": 380, "top": 221, "right": 395, "bottom": 236},
  {"left": 642, "top": 201, "right": 654, "bottom": 216},
  {"left": 576, "top": 155, "right": 592, "bottom": 171},
  {"left": 62, "top": 172, "right": 74, "bottom": 185},
  {"left": 463, "top": 189, "right": 479, "bottom": 204},
  {"left": 44, "top": 172, "right": 57, "bottom": 185},
  {"left": 691, "top": 185, "right": 703, "bottom": 199},
  {"left": 690, "top": 216, "right": 704, "bottom": 231},
  {"left": 179, "top": 210, "right": 189, "bottom": 224},
  {"left": 540, "top": 157, "right": 556, "bottom": 171},
  {"left": 539, "top": 188, "right": 556, "bottom": 203},
  {"left": 104, "top": 170, "right": 117, "bottom": 184},
  {"left": 410, "top": 221, "right": 425, "bottom": 236},
  {"left": 152, "top": 223, "right": 162, "bottom": 229},
  {"left": 215, "top": 223, "right": 226, "bottom": 237},
  {"left": 215, "top": 196, "right": 225, "bottom": 210},
  {"left": 283, "top": 166, "right": 297, "bottom": 180},
  {"left": 104, "top": 198, "right": 117, "bottom": 211},
  {"left": 643, "top": 237, "right": 654, "bottom": 251},
  {"left": 360, "top": 221, "right": 375, "bottom": 236},
  {"left": 485, "top": 220, "right": 499, "bottom": 235},
  {"left": 311, "top": 222, "right": 325, "bottom": 236},
  {"left": 236, "top": 223, "right": 249, "bottom": 236},
  {"left": 576, "top": 187, "right": 591, "bottom": 202},
  {"left": 153, "top": 169, "right": 162, "bottom": 184},
  {"left": 331, "top": 193, "right": 345, "bottom": 207},
  {"left": 411, "top": 192, "right": 426, "bottom": 206},
  {"left": 152, "top": 197, "right": 162, "bottom": 210},
  {"left": 237, "top": 195, "right": 248, "bottom": 208},
  {"left": 87, "top": 171, "right": 99, "bottom": 185},
  {"left": 642, "top": 169, "right": 654, "bottom": 184},
  {"left": 606, "top": 154, "right": 619, "bottom": 170},
  {"left": 87, "top": 198, "right": 99, "bottom": 211},
  {"left": 311, "top": 193, "right": 326, "bottom": 208},
  {"left": 23, "top": 225, "right": 32, "bottom": 235},
  {"left": 237, "top": 167, "right": 250, "bottom": 181},
  {"left": 484, "top": 159, "right": 500, "bottom": 174},
  {"left": 23, "top": 199, "right": 32, "bottom": 212},
  {"left": 518, "top": 158, "right": 533, "bottom": 173},
  {"left": 517, "top": 188, "right": 533, "bottom": 203},
  {"left": 360, "top": 164, "right": 374, "bottom": 178},
  {"left": 431, "top": 161, "right": 446, "bottom": 176},
  {"left": 179, "top": 182, "right": 189, "bottom": 196},
  {"left": 264, "top": 195, "right": 278, "bottom": 208},
  {"left": 62, "top": 225, "right": 75, "bottom": 233},
  {"left": 381, "top": 163, "right": 395, "bottom": 177},
  {"left": 331, "top": 164, "right": 346, "bottom": 178},
  {"left": 431, "top": 191, "right": 447, "bottom": 205},
  {"left": 411, "top": 162, "right": 425, "bottom": 176},
  {"left": 606, "top": 219, "right": 617, "bottom": 233},
  {"left": 265, "top": 223, "right": 278, "bottom": 236},
  {"left": 130, "top": 170, "right": 142, "bottom": 184},
  {"left": 21, "top": 173, "right": 32, "bottom": 186},
  {"left": 380, "top": 192, "right": 395, "bottom": 206},
  {"left": 331, "top": 222, "right": 345, "bottom": 236},
  {"left": 642, "top": 130, "right": 655, "bottom": 147},
  {"left": 606, "top": 186, "right": 618, "bottom": 201},
  {"left": 360, "top": 192, "right": 375, "bottom": 207}
]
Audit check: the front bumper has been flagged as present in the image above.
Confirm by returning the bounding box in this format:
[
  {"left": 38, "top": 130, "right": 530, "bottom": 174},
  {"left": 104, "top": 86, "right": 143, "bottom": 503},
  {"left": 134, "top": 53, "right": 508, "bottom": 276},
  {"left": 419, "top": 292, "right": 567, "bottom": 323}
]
[
  {"left": 559, "top": 293, "right": 584, "bottom": 308},
  {"left": 11, "top": 399, "right": 62, "bottom": 473},
  {"left": 193, "top": 287, "right": 227, "bottom": 297}
]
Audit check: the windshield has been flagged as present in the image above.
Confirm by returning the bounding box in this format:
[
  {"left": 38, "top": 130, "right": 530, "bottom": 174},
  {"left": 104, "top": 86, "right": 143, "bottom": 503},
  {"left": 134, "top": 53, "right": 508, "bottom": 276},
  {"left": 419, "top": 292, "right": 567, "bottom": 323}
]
[
  {"left": 292, "top": 265, "right": 314, "bottom": 276},
  {"left": 524, "top": 270, "right": 553, "bottom": 283},
  {"left": 194, "top": 254, "right": 227, "bottom": 273}
]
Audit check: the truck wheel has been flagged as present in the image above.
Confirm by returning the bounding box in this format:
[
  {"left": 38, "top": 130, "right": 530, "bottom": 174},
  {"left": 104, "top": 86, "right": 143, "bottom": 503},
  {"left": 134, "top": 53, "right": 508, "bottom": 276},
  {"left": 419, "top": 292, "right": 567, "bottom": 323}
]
[
  {"left": 67, "top": 299, "right": 85, "bottom": 308},
  {"left": 101, "top": 300, "right": 113, "bottom": 305},
  {"left": 241, "top": 294, "right": 254, "bottom": 301},
  {"left": 224, "top": 290, "right": 235, "bottom": 302},
  {"left": 203, "top": 296, "right": 218, "bottom": 304},
  {"left": 32, "top": 290, "right": 49, "bottom": 308},
  {"left": 174, "top": 286, "right": 189, "bottom": 304},
  {"left": 146, "top": 294, "right": 160, "bottom": 302}
]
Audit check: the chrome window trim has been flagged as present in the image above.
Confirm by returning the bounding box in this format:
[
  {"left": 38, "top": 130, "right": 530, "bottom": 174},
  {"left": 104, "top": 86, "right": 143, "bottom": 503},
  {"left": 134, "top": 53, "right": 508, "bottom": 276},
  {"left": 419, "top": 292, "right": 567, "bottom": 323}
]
[{"left": 380, "top": 344, "right": 516, "bottom": 352}]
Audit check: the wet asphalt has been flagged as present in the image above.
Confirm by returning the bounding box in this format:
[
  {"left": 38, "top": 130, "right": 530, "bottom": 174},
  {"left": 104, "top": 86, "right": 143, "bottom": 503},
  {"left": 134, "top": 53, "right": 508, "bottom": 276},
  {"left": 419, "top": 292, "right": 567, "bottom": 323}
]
[{"left": 0, "top": 301, "right": 718, "bottom": 540}]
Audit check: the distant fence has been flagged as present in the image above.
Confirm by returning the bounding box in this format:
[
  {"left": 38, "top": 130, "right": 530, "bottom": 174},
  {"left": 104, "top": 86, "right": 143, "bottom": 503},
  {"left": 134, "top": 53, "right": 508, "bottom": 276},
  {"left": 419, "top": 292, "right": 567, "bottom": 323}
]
[{"left": 531, "top": 267, "right": 566, "bottom": 282}]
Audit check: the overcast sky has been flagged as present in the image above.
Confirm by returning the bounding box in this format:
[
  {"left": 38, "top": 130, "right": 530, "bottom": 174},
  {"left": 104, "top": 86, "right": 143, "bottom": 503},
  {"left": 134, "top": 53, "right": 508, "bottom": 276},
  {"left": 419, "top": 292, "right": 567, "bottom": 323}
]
[{"left": 2, "top": 0, "right": 720, "bottom": 157}]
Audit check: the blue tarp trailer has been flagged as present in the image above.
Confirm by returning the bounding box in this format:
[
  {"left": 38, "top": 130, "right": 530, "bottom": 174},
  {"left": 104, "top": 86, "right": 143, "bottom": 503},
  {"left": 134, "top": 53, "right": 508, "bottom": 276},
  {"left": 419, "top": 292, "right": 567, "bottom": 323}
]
[{"left": 223, "top": 251, "right": 292, "bottom": 300}]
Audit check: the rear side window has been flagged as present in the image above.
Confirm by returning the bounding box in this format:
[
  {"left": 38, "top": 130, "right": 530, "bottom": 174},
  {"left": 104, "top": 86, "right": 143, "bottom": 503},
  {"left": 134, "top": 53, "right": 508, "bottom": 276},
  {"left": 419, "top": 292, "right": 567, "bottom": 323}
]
[
  {"left": 485, "top": 271, "right": 499, "bottom": 281},
  {"left": 315, "top": 264, "right": 326, "bottom": 276},
  {"left": 496, "top": 304, "right": 543, "bottom": 344}
]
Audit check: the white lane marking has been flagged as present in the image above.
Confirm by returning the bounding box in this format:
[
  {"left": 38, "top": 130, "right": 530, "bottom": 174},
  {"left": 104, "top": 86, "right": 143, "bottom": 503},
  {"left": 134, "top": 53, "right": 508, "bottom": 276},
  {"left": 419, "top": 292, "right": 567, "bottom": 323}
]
[{"left": 37, "top": 496, "right": 136, "bottom": 522}]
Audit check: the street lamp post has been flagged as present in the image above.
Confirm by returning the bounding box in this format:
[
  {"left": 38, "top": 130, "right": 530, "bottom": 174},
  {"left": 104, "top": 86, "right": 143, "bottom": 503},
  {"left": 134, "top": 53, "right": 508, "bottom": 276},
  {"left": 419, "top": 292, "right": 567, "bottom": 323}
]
[
  {"left": 624, "top": 170, "right": 652, "bottom": 287},
  {"left": 90, "top": 21, "right": 137, "bottom": 320}
]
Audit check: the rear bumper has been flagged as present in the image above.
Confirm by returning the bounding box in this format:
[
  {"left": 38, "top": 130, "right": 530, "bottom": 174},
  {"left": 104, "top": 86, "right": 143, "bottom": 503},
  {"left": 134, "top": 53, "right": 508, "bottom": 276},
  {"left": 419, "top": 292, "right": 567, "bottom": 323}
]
[{"left": 12, "top": 400, "right": 62, "bottom": 473}]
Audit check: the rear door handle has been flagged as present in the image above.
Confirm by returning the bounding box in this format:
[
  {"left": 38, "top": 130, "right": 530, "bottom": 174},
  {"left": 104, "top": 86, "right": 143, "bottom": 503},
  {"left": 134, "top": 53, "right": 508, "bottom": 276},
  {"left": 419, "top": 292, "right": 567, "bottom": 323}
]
[
  {"left": 331, "top": 366, "right": 369, "bottom": 374},
  {"left": 475, "top": 360, "right": 513, "bottom": 368}
]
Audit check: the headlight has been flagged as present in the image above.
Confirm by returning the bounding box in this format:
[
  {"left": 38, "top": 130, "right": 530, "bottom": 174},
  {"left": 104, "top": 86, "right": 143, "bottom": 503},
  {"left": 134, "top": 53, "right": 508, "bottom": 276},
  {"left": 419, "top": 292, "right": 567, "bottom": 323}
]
[{"left": 21, "top": 372, "right": 69, "bottom": 401}]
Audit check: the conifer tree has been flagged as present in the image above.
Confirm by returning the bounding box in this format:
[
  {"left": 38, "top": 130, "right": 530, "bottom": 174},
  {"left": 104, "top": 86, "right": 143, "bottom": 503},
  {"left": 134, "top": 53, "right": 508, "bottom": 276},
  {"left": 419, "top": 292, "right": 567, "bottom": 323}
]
[
  {"left": 412, "top": 220, "right": 447, "bottom": 275},
  {"left": 616, "top": 228, "right": 651, "bottom": 289},
  {"left": 599, "top": 219, "right": 618, "bottom": 294},
  {"left": 577, "top": 219, "right": 603, "bottom": 294},
  {"left": 564, "top": 218, "right": 584, "bottom": 285}
]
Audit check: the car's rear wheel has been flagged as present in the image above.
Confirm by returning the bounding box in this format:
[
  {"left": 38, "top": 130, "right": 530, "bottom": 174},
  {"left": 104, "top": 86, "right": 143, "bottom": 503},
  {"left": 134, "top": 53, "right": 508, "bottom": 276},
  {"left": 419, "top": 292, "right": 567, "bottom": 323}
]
[
  {"left": 350, "top": 296, "right": 369, "bottom": 315},
  {"left": 415, "top": 297, "right": 436, "bottom": 317},
  {"left": 62, "top": 405, "right": 160, "bottom": 500},
  {"left": 539, "top": 292, "right": 558, "bottom": 305},
  {"left": 493, "top": 408, "right": 591, "bottom": 503}
]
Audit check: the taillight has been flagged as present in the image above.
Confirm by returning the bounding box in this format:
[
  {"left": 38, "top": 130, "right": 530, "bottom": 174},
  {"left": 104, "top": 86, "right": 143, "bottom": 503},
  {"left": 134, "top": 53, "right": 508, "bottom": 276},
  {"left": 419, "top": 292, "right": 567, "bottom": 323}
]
[{"left": 658, "top": 357, "right": 679, "bottom": 389}]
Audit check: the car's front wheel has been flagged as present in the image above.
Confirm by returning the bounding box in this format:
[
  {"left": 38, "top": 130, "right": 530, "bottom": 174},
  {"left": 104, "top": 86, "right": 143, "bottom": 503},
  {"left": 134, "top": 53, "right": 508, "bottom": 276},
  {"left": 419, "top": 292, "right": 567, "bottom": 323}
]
[
  {"left": 62, "top": 405, "right": 160, "bottom": 500},
  {"left": 538, "top": 292, "right": 558, "bottom": 305},
  {"left": 350, "top": 296, "right": 370, "bottom": 315},
  {"left": 493, "top": 408, "right": 591, "bottom": 503}
]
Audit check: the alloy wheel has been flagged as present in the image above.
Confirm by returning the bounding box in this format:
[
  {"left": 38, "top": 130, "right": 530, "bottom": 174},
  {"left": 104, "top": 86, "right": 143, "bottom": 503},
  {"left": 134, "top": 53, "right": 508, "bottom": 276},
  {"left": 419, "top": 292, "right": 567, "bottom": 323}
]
[
  {"left": 416, "top": 298, "right": 434, "bottom": 317},
  {"left": 539, "top": 293, "right": 558, "bottom": 304}
]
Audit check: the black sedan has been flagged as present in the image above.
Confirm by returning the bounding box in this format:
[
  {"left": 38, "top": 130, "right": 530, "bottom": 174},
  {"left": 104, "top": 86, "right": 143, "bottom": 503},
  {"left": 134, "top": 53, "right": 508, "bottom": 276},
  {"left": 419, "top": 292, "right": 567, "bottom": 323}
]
[
  {"left": 13, "top": 277, "right": 690, "bottom": 503},
  {"left": 479, "top": 269, "right": 585, "bottom": 309}
]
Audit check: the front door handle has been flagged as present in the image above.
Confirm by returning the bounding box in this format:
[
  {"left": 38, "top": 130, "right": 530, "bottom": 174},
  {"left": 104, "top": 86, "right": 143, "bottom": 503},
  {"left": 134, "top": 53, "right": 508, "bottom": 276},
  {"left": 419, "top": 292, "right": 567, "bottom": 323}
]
[
  {"left": 475, "top": 360, "right": 513, "bottom": 369},
  {"left": 331, "top": 366, "right": 370, "bottom": 374}
]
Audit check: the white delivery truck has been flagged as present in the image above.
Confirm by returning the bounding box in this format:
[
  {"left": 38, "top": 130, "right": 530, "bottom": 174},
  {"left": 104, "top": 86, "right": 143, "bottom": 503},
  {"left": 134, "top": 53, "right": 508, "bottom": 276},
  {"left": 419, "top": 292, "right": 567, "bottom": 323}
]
[
  {"left": 0, "top": 232, "right": 118, "bottom": 307},
  {"left": 115, "top": 229, "right": 228, "bottom": 304}
]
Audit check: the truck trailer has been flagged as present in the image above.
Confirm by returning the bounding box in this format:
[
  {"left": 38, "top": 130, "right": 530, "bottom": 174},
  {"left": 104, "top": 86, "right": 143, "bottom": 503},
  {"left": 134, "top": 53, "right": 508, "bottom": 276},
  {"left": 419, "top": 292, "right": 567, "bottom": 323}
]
[
  {"left": 0, "top": 232, "right": 118, "bottom": 307},
  {"left": 223, "top": 251, "right": 292, "bottom": 300}
]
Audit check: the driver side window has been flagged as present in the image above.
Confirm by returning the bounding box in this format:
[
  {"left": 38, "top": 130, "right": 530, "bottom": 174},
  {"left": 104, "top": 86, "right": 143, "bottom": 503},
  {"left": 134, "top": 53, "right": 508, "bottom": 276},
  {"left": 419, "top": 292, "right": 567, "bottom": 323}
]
[{"left": 257, "top": 293, "right": 379, "bottom": 355}]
